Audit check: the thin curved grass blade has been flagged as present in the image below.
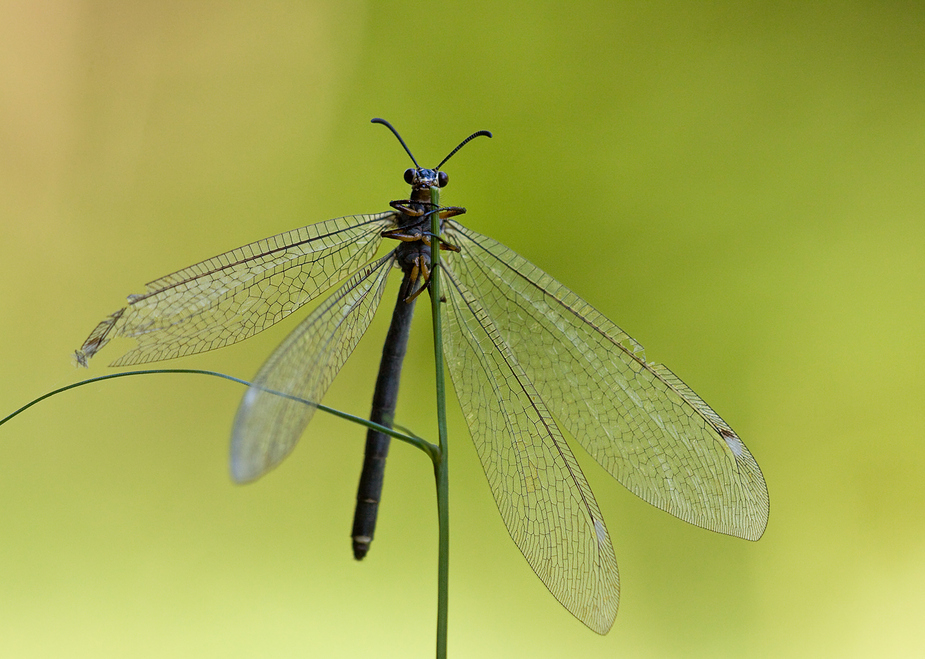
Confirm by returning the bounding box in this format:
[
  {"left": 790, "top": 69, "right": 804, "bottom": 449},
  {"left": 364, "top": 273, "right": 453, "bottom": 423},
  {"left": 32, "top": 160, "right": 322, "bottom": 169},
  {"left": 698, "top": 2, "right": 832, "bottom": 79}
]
[
  {"left": 442, "top": 267, "right": 620, "bottom": 635},
  {"left": 230, "top": 254, "right": 396, "bottom": 483},
  {"left": 444, "top": 223, "right": 769, "bottom": 541},
  {"left": 75, "top": 212, "right": 397, "bottom": 367}
]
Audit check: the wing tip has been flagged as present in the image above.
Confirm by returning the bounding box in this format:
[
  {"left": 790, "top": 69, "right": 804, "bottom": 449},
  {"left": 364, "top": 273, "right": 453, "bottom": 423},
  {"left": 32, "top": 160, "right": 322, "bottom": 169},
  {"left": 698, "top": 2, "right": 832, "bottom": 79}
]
[{"left": 73, "top": 307, "right": 126, "bottom": 367}]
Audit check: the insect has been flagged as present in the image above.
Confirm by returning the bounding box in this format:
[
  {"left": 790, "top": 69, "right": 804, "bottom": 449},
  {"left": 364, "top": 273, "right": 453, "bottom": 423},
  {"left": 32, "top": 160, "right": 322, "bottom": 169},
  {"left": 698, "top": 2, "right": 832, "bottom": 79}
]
[{"left": 75, "top": 119, "right": 768, "bottom": 634}]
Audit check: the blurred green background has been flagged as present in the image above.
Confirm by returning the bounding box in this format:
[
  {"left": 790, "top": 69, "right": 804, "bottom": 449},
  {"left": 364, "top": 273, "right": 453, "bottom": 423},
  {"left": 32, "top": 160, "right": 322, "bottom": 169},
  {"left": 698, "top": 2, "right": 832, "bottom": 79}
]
[{"left": 2, "top": 2, "right": 923, "bottom": 657}]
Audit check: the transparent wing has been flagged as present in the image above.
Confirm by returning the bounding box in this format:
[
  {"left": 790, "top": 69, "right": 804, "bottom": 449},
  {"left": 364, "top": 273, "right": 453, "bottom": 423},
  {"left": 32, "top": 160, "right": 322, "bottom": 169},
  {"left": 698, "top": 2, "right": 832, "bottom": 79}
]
[
  {"left": 445, "top": 222, "right": 769, "bottom": 541},
  {"left": 75, "top": 212, "right": 398, "bottom": 366},
  {"left": 230, "top": 254, "right": 396, "bottom": 483},
  {"left": 442, "top": 266, "right": 620, "bottom": 635}
]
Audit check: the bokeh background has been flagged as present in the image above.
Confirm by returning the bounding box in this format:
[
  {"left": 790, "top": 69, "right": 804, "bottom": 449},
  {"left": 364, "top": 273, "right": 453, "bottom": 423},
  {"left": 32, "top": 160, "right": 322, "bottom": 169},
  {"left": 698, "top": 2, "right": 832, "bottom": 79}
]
[{"left": 2, "top": 2, "right": 923, "bottom": 657}]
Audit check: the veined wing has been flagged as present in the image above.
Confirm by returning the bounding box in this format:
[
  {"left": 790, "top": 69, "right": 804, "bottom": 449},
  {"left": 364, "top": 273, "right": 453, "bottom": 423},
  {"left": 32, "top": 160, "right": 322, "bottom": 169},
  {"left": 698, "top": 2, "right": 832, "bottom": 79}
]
[
  {"left": 442, "top": 266, "right": 620, "bottom": 635},
  {"left": 445, "top": 222, "right": 769, "bottom": 542},
  {"left": 75, "top": 212, "right": 398, "bottom": 367},
  {"left": 231, "top": 253, "right": 396, "bottom": 483}
]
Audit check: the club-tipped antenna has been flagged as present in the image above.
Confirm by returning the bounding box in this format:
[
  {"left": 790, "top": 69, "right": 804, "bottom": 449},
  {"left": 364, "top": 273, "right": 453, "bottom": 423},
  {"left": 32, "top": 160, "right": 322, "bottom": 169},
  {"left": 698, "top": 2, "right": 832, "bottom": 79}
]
[
  {"left": 371, "top": 118, "right": 420, "bottom": 169},
  {"left": 436, "top": 129, "right": 492, "bottom": 170},
  {"left": 373, "top": 118, "right": 492, "bottom": 171}
]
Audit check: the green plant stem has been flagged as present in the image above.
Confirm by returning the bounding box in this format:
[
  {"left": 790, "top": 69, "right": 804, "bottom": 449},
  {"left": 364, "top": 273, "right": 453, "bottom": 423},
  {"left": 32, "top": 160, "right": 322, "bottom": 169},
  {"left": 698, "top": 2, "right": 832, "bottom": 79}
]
[
  {"left": 429, "top": 185, "right": 451, "bottom": 659},
  {"left": 0, "top": 369, "right": 437, "bottom": 460}
]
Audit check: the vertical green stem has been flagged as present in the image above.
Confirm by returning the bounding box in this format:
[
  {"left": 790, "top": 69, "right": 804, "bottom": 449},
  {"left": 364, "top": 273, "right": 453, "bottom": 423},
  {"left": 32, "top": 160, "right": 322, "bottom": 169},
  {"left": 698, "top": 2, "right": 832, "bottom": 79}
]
[{"left": 429, "top": 186, "right": 450, "bottom": 659}]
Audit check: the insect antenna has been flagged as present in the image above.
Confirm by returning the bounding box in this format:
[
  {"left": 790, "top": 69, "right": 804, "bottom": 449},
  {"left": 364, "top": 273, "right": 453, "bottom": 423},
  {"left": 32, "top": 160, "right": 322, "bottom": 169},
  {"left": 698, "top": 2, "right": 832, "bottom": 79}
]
[
  {"left": 371, "top": 118, "right": 420, "bottom": 168},
  {"left": 436, "top": 129, "right": 492, "bottom": 170},
  {"left": 372, "top": 118, "right": 492, "bottom": 171}
]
